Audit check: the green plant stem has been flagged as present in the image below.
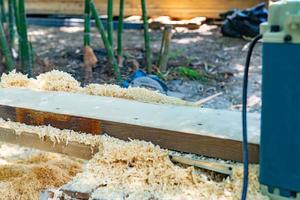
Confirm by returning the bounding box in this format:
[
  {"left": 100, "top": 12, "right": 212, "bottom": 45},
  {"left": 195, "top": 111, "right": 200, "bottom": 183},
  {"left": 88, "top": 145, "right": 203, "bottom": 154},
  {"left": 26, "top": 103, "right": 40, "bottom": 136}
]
[
  {"left": 18, "top": 0, "right": 32, "bottom": 76},
  {"left": 12, "top": 0, "right": 19, "bottom": 30},
  {"left": 84, "top": 0, "right": 91, "bottom": 46},
  {"left": 90, "top": 1, "right": 122, "bottom": 82},
  {"left": 29, "top": 41, "right": 34, "bottom": 69},
  {"left": 141, "top": 0, "right": 152, "bottom": 73},
  {"left": 0, "top": 0, "right": 6, "bottom": 23},
  {"left": 117, "top": 0, "right": 124, "bottom": 66},
  {"left": 0, "top": 21, "right": 14, "bottom": 71},
  {"left": 8, "top": 0, "right": 14, "bottom": 47},
  {"left": 13, "top": 0, "right": 22, "bottom": 66},
  {"left": 107, "top": 0, "right": 113, "bottom": 47}
]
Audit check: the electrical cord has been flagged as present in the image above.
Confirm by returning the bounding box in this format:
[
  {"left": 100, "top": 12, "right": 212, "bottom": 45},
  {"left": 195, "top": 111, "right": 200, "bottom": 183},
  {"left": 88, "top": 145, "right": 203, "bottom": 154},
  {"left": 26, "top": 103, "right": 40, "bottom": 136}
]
[{"left": 241, "top": 34, "right": 262, "bottom": 200}]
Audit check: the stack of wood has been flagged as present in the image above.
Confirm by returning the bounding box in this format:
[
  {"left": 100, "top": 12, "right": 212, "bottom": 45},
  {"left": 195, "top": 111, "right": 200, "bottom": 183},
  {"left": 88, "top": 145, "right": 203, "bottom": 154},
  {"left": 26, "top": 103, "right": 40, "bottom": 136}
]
[{"left": 149, "top": 16, "right": 206, "bottom": 30}]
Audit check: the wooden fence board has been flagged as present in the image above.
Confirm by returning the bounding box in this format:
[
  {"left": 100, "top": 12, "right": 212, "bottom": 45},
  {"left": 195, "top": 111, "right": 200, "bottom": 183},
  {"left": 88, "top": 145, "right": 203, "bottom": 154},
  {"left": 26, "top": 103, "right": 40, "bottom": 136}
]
[{"left": 26, "top": 0, "right": 268, "bottom": 19}]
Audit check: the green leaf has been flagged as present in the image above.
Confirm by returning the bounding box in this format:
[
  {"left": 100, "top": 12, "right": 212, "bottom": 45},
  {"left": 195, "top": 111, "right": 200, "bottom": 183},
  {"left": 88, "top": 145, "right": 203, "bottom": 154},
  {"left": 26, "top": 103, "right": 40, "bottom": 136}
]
[{"left": 176, "top": 66, "right": 208, "bottom": 81}]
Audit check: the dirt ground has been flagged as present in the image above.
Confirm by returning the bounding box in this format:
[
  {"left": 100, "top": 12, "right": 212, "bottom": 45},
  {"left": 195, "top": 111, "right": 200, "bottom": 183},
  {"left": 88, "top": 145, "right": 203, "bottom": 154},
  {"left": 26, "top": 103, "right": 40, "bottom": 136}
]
[{"left": 4, "top": 23, "right": 263, "bottom": 112}]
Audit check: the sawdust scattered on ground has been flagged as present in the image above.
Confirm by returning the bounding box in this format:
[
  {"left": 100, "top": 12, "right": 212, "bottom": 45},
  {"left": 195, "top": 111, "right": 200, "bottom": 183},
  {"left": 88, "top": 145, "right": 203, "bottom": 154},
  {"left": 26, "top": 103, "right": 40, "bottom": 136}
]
[
  {"left": 0, "top": 70, "right": 193, "bottom": 106},
  {"left": 0, "top": 119, "right": 268, "bottom": 200},
  {"left": 0, "top": 145, "right": 83, "bottom": 200},
  {"left": 67, "top": 136, "right": 268, "bottom": 200}
]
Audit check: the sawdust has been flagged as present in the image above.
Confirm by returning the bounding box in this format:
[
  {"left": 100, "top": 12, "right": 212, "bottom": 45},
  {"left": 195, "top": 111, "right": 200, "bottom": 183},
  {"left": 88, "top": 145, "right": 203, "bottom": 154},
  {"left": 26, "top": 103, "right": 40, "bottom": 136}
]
[
  {"left": 0, "top": 70, "right": 34, "bottom": 88},
  {"left": 0, "top": 119, "right": 268, "bottom": 200},
  {"left": 84, "top": 83, "right": 191, "bottom": 106},
  {"left": 68, "top": 136, "right": 268, "bottom": 200},
  {"left": 0, "top": 118, "right": 102, "bottom": 150},
  {"left": 0, "top": 152, "right": 83, "bottom": 200},
  {"left": 35, "top": 70, "right": 82, "bottom": 93},
  {"left": 0, "top": 70, "right": 193, "bottom": 106}
]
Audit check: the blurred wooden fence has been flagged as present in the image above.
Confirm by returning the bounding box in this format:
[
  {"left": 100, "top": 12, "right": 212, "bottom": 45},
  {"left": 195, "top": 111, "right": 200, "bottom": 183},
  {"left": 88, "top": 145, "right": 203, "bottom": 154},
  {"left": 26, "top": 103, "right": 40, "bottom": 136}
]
[{"left": 26, "top": 0, "right": 268, "bottom": 19}]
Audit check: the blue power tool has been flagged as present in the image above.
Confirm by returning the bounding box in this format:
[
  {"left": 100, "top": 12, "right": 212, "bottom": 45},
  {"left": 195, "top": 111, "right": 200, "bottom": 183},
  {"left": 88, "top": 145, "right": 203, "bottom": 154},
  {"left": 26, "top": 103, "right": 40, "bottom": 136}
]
[
  {"left": 243, "top": 1, "right": 300, "bottom": 200},
  {"left": 122, "top": 69, "right": 168, "bottom": 94},
  {"left": 259, "top": 1, "right": 300, "bottom": 199},
  {"left": 121, "top": 69, "right": 185, "bottom": 98}
]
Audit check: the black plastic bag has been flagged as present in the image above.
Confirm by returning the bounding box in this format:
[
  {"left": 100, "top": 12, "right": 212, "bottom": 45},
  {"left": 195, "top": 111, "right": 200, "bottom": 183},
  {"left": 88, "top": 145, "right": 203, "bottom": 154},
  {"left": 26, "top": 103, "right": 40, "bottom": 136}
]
[{"left": 221, "top": 2, "right": 268, "bottom": 38}]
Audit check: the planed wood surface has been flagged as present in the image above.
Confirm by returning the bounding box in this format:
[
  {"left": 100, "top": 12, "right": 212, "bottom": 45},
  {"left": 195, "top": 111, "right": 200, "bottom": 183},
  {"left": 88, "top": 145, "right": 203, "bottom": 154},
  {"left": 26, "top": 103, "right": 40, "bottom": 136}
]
[
  {"left": 26, "top": 0, "right": 268, "bottom": 19},
  {"left": 0, "top": 88, "right": 260, "bottom": 163},
  {"left": 0, "top": 127, "right": 99, "bottom": 160},
  {"left": 170, "top": 155, "right": 233, "bottom": 176}
]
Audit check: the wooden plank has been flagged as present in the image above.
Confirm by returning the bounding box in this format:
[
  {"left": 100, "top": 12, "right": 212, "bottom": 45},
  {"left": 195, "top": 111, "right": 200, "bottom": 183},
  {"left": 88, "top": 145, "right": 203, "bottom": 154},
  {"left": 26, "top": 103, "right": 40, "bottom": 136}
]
[
  {"left": 25, "top": 0, "right": 268, "bottom": 19},
  {"left": 61, "top": 190, "right": 90, "bottom": 200},
  {"left": 0, "top": 88, "right": 261, "bottom": 144},
  {"left": 0, "top": 88, "right": 260, "bottom": 163},
  {"left": 169, "top": 155, "right": 233, "bottom": 176},
  {"left": 0, "top": 127, "right": 99, "bottom": 160},
  {"left": 149, "top": 17, "right": 206, "bottom": 30},
  {"left": 101, "top": 120, "right": 259, "bottom": 163},
  {"left": 0, "top": 105, "right": 101, "bottom": 135}
]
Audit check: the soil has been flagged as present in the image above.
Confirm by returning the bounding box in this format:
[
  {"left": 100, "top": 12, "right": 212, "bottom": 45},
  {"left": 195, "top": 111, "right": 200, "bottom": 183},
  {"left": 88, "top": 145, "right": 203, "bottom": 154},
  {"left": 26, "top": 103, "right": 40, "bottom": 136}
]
[{"left": 2, "top": 23, "right": 262, "bottom": 112}]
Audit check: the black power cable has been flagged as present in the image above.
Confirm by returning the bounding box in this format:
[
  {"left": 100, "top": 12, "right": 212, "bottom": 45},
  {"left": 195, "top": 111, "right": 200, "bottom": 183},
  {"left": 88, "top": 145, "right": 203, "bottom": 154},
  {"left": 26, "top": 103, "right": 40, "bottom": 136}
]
[{"left": 241, "top": 34, "right": 262, "bottom": 200}]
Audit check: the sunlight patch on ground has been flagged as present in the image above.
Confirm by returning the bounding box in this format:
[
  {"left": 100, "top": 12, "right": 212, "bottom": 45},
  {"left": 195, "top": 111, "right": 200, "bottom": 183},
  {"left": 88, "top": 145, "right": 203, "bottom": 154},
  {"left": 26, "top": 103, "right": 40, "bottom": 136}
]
[
  {"left": 173, "top": 37, "right": 204, "bottom": 44},
  {"left": 59, "top": 27, "right": 84, "bottom": 33},
  {"left": 198, "top": 24, "right": 218, "bottom": 35}
]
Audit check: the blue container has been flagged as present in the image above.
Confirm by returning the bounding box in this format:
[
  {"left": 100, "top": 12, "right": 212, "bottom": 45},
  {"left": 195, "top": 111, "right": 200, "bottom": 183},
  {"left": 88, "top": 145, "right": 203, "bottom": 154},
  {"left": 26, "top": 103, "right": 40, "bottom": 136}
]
[{"left": 260, "top": 43, "right": 300, "bottom": 198}]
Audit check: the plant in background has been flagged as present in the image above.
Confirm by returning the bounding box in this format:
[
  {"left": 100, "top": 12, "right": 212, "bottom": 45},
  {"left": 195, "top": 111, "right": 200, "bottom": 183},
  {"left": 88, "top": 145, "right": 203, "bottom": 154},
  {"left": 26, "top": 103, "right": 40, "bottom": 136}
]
[
  {"left": 12, "top": 0, "right": 21, "bottom": 62},
  {"left": 0, "top": 0, "right": 156, "bottom": 82},
  {"left": 107, "top": 0, "right": 113, "bottom": 47},
  {"left": 12, "top": 0, "right": 19, "bottom": 35},
  {"left": 18, "top": 0, "right": 33, "bottom": 77},
  {"left": 176, "top": 66, "right": 209, "bottom": 82},
  {"left": 0, "top": 0, "right": 6, "bottom": 24},
  {"left": 0, "top": 0, "right": 15, "bottom": 72},
  {"left": 90, "top": 1, "right": 122, "bottom": 82},
  {"left": 0, "top": 21, "right": 14, "bottom": 71},
  {"left": 158, "top": 25, "right": 172, "bottom": 72},
  {"left": 83, "top": 0, "right": 98, "bottom": 81},
  {"left": 8, "top": 0, "right": 14, "bottom": 47},
  {"left": 141, "top": 0, "right": 152, "bottom": 73},
  {"left": 117, "top": 0, "right": 124, "bottom": 66}
]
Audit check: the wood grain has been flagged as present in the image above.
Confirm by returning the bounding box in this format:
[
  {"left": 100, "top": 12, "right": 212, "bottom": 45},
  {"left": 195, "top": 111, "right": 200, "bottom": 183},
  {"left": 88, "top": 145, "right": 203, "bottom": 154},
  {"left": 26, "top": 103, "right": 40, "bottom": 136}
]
[
  {"left": 0, "top": 104, "right": 259, "bottom": 163},
  {"left": 0, "top": 105, "right": 102, "bottom": 135},
  {"left": 101, "top": 120, "right": 259, "bottom": 163},
  {"left": 170, "top": 155, "right": 233, "bottom": 176},
  {"left": 25, "top": 0, "right": 268, "bottom": 19}
]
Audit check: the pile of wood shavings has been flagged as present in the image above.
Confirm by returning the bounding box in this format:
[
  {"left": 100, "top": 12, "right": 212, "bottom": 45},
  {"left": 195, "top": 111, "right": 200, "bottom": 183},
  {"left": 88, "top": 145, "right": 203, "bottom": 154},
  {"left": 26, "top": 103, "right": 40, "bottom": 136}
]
[
  {"left": 67, "top": 136, "right": 268, "bottom": 200},
  {"left": 84, "top": 83, "right": 189, "bottom": 105},
  {"left": 35, "top": 70, "right": 82, "bottom": 93},
  {"left": 0, "top": 118, "right": 102, "bottom": 149},
  {"left": 0, "top": 70, "right": 192, "bottom": 106},
  {"left": 0, "top": 119, "right": 268, "bottom": 200},
  {"left": 0, "top": 147, "right": 83, "bottom": 200},
  {"left": 0, "top": 70, "right": 34, "bottom": 88}
]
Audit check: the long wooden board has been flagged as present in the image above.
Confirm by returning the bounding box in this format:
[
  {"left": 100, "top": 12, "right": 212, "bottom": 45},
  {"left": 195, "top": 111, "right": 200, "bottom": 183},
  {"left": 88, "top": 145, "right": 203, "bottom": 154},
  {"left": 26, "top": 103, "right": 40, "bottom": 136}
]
[
  {"left": 26, "top": 0, "right": 268, "bottom": 19},
  {"left": 0, "top": 127, "right": 99, "bottom": 159},
  {"left": 0, "top": 88, "right": 260, "bottom": 163}
]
